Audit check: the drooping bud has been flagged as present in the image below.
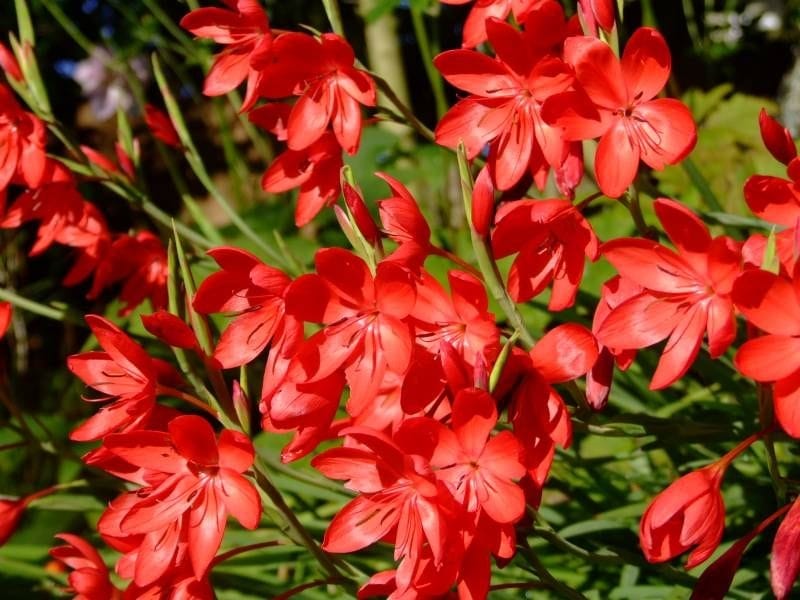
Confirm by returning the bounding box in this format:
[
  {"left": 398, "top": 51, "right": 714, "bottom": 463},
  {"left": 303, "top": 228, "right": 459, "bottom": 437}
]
[{"left": 759, "top": 108, "right": 797, "bottom": 165}]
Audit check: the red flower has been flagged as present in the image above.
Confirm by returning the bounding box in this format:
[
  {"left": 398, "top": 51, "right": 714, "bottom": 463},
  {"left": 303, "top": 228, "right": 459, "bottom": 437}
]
[
  {"left": 439, "top": 0, "right": 552, "bottom": 48},
  {"left": 180, "top": 0, "right": 272, "bottom": 110},
  {"left": 144, "top": 103, "right": 181, "bottom": 149},
  {"left": 586, "top": 275, "right": 640, "bottom": 409},
  {"left": 640, "top": 464, "right": 725, "bottom": 568},
  {"left": 434, "top": 12, "right": 576, "bottom": 191},
  {"left": 376, "top": 172, "right": 433, "bottom": 273},
  {"left": 87, "top": 231, "right": 169, "bottom": 315},
  {"left": 597, "top": 198, "right": 741, "bottom": 389},
  {"left": 67, "top": 315, "right": 181, "bottom": 441},
  {"left": 425, "top": 388, "right": 526, "bottom": 524},
  {"left": 0, "top": 180, "right": 109, "bottom": 257},
  {"left": 260, "top": 132, "right": 343, "bottom": 227},
  {"left": 501, "top": 324, "right": 598, "bottom": 499},
  {"left": 411, "top": 270, "right": 500, "bottom": 368},
  {"left": 491, "top": 198, "right": 599, "bottom": 308},
  {"left": 50, "top": 534, "right": 121, "bottom": 600},
  {"left": 193, "top": 246, "right": 291, "bottom": 368},
  {"left": 0, "top": 84, "right": 47, "bottom": 190},
  {"left": 733, "top": 267, "right": 800, "bottom": 437},
  {"left": 312, "top": 425, "right": 456, "bottom": 570},
  {"left": 286, "top": 248, "right": 416, "bottom": 414},
  {"left": 255, "top": 32, "right": 376, "bottom": 154},
  {"left": 544, "top": 28, "right": 696, "bottom": 198},
  {"left": 99, "top": 415, "right": 261, "bottom": 584}
]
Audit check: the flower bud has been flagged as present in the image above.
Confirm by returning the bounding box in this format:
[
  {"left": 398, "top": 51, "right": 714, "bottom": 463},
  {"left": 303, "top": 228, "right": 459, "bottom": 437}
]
[{"left": 639, "top": 465, "right": 725, "bottom": 568}]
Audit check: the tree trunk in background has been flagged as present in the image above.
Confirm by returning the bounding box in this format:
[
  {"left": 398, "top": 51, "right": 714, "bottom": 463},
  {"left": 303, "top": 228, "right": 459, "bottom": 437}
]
[{"left": 358, "top": 0, "right": 414, "bottom": 145}]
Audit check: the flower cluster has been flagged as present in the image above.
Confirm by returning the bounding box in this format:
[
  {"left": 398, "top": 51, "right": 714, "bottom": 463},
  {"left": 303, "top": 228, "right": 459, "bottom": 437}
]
[{"left": 1, "top": 0, "right": 799, "bottom": 599}]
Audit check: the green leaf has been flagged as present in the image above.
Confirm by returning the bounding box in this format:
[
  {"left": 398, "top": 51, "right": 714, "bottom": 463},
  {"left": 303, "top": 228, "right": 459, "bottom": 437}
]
[
  {"left": 28, "top": 493, "right": 105, "bottom": 512},
  {"left": 557, "top": 519, "right": 631, "bottom": 539}
]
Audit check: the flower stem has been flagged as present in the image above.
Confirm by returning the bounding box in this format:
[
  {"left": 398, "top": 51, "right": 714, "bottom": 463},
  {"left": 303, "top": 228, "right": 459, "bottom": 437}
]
[
  {"left": 252, "top": 457, "right": 353, "bottom": 590},
  {"left": 0, "top": 288, "right": 83, "bottom": 326},
  {"left": 456, "top": 143, "right": 535, "bottom": 349},
  {"left": 157, "top": 385, "right": 219, "bottom": 419},
  {"left": 321, "top": 0, "right": 345, "bottom": 36}
]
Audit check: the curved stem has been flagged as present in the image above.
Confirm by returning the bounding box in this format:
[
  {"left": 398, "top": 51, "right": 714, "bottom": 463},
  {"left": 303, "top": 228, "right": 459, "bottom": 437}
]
[
  {"left": 252, "top": 457, "right": 354, "bottom": 591},
  {"left": 157, "top": 385, "right": 219, "bottom": 419},
  {"left": 213, "top": 540, "right": 282, "bottom": 566},
  {"left": 431, "top": 246, "right": 482, "bottom": 278},
  {"left": 456, "top": 144, "right": 535, "bottom": 349},
  {"left": 321, "top": 0, "right": 345, "bottom": 36},
  {"left": 372, "top": 73, "right": 436, "bottom": 142}
]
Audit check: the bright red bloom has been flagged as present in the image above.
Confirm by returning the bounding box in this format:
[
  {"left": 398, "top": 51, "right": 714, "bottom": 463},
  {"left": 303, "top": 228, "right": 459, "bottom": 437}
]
[
  {"left": 435, "top": 12, "right": 577, "bottom": 192},
  {"left": 500, "top": 324, "right": 598, "bottom": 499},
  {"left": 286, "top": 248, "right": 416, "bottom": 415},
  {"left": 255, "top": 32, "right": 376, "bottom": 154},
  {"left": 261, "top": 132, "right": 343, "bottom": 227},
  {"left": 144, "top": 104, "right": 181, "bottom": 149},
  {"left": 260, "top": 316, "right": 346, "bottom": 462},
  {"left": 50, "top": 534, "right": 122, "bottom": 600},
  {"left": 545, "top": 28, "right": 697, "bottom": 198},
  {"left": 425, "top": 388, "right": 526, "bottom": 524},
  {"left": 312, "top": 425, "right": 457, "bottom": 574},
  {"left": 0, "top": 84, "right": 47, "bottom": 191},
  {"left": 99, "top": 415, "right": 260, "bottom": 584},
  {"left": 67, "top": 315, "right": 181, "bottom": 441},
  {"left": 377, "top": 172, "right": 433, "bottom": 273},
  {"left": 412, "top": 270, "right": 500, "bottom": 368},
  {"left": 439, "top": 0, "right": 550, "bottom": 48},
  {"left": 640, "top": 464, "right": 725, "bottom": 569},
  {"left": 87, "top": 231, "right": 168, "bottom": 315},
  {"left": 586, "top": 275, "right": 640, "bottom": 410},
  {"left": 0, "top": 180, "right": 109, "bottom": 257},
  {"left": 180, "top": 0, "right": 272, "bottom": 110},
  {"left": 597, "top": 198, "right": 741, "bottom": 389},
  {"left": 491, "top": 198, "right": 599, "bottom": 308},
  {"left": 733, "top": 267, "right": 800, "bottom": 437},
  {"left": 193, "top": 246, "right": 291, "bottom": 368},
  {"left": 0, "top": 301, "right": 10, "bottom": 339}
]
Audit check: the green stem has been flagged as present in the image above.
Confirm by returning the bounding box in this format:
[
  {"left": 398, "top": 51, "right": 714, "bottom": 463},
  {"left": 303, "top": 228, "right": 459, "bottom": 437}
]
[
  {"left": 252, "top": 457, "right": 352, "bottom": 588},
  {"left": 372, "top": 73, "right": 436, "bottom": 142},
  {"left": 518, "top": 539, "right": 588, "bottom": 600},
  {"left": 682, "top": 157, "right": 723, "bottom": 212},
  {"left": 39, "top": 0, "right": 95, "bottom": 54},
  {"left": 456, "top": 144, "right": 535, "bottom": 349},
  {"left": 321, "top": 0, "right": 346, "bottom": 36},
  {"left": 0, "top": 288, "right": 83, "bottom": 325},
  {"left": 409, "top": 7, "right": 448, "bottom": 119},
  {"left": 757, "top": 383, "right": 786, "bottom": 502},
  {"left": 621, "top": 185, "right": 655, "bottom": 239},
  {"left": 152, "top": 54, "right": 288, "bottom": 268}
]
